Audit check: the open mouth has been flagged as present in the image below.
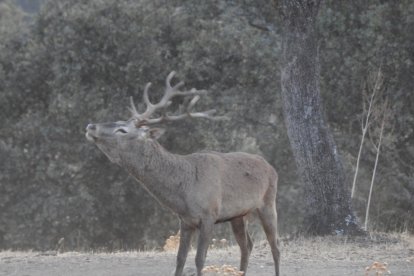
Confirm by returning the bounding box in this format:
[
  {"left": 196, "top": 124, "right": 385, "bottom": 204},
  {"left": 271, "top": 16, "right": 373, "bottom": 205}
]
[
  {"left": 85, "top": 124, "right": 99, "bottom": 142},
  {"left": 85, "top": 131, "right": 97, "bottom": 142}
]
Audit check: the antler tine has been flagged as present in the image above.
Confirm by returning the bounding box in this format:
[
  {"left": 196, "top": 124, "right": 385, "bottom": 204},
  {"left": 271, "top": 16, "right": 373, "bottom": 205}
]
[
  {"left": 142, "top": 82, "right": 154, "bottom": 114},
  {"left": 166, "top": 71, "right": 177, "bottom": 89},
  {"left": 143, "top": 83, "right": 152, "bottom": 105},
  {"left": 129, "top": 96, "right": 140, "bottom": 118},
  {"left": 187, "top": 95, "right": 201, "bottom": 111},
  {"left": 165, "top": 71, "right": 180, "bottom": 89},
  {"left": 129, "top": 82, "right": 154, "bottom": 121},
  {"left": 184, "top": 95, "right": 229, "bottom": 121}
]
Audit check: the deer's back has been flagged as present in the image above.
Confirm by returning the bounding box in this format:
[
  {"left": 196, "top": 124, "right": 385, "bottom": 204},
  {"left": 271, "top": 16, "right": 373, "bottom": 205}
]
[{"left": 184, "top": 151, "right": 277, "bottom": 221}]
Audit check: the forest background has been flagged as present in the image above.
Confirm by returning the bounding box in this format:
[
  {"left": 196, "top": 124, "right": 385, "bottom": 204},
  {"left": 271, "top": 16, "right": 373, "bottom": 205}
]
[{"left": 0, "top": 0, "right": 413, "bottom": 251}]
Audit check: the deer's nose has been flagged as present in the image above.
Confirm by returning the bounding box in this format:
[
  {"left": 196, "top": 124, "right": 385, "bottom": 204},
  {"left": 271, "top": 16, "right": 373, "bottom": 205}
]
[{"left": 86, "top": 124, "right": 96, "bottom": 131}]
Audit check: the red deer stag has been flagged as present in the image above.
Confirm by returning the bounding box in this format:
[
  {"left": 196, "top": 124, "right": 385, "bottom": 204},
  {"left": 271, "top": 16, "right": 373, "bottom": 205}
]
[{"left": 85, "top": 72, "right": 280, "bottom": 276}]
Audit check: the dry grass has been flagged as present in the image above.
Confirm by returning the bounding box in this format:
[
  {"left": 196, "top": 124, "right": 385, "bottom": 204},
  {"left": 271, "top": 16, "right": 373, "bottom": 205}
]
[
  {"left": 1, "top": 232, "right": 412, "bottom": 276},
  {"left": 157, "top": 232, "right": 413, "bottom": 275},
  {"left": 202, "top": 264, "right": 244, "bottom": 276},
  {"left": 365, "top": 261, "right": 391, "bottom": 275},
  {"left": 278, "top": 232, "right": 414, "bottom": 263},
  {"left": 163, "top": 231, "right": 181, "bottom": 252},
  {"left": 162, "top": 231, "right": 229, "bottom": 252}
]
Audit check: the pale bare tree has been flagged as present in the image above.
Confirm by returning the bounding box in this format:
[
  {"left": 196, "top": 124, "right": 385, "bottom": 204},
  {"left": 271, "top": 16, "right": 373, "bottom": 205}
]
[
  {"left": 351, "top": 67, "right": 384, "bottom": 199},
  {"left": 364, "top": 98, "right": 391, "bottom": 230}
]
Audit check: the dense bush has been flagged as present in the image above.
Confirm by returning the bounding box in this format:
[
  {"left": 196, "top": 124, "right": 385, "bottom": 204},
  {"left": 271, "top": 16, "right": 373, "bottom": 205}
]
[
  {"left": 0, "top": 0, "right": 291, "bottom": 250},
  {"left": 0, "top": 0, "right": 412, "bottom": 250}
]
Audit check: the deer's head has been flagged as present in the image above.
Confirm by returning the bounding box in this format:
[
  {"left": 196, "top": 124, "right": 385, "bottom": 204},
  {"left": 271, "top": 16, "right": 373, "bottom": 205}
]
[
  {"left": 85, "top": 121, "right": 166, "bottom": 163},
  {"left": 85, "top": 71, "right": 227, "bottom": 163}
]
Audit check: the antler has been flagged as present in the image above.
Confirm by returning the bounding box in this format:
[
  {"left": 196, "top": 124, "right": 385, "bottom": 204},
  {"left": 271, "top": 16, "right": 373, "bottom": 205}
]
[{"left": 130, "top": 71, "right": 228, "bottom": 125}]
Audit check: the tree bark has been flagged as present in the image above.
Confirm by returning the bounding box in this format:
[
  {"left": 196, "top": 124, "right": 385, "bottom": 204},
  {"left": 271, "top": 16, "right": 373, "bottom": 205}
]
[{"left": 278, "top": 0, "right": 360, "bottom": 235}]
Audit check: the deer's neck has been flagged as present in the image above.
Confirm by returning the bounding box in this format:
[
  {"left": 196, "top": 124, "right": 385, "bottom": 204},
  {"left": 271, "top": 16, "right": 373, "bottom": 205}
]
[{"left": 120, "top": 140, "right": 193, "bottom": 213}]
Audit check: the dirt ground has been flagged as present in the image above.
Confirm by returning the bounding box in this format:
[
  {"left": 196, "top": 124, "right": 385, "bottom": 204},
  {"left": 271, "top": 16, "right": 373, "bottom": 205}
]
[{"left": 1, "top": 234, "right": 413, "bottom": 276}]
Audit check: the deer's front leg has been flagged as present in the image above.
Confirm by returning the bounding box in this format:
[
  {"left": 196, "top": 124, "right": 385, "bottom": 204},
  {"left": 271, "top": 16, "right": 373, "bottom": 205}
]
[
  {"left": 175, "top": 222, "right": 195, "bottom": 276},
  {"left": 195, "top": 219, "right": 214, "bottom": 276}
]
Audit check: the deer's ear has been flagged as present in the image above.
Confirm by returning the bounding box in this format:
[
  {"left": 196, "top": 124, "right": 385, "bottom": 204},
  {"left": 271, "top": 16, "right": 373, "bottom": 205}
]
[{"left": 148, "top": 128, "right": 165, "bottom": 140}]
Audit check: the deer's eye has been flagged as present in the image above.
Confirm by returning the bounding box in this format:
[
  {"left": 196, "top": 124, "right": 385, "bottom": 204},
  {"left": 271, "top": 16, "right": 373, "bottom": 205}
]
[{"left": 115, "top": 128, "right": 128, "bottom": 134}]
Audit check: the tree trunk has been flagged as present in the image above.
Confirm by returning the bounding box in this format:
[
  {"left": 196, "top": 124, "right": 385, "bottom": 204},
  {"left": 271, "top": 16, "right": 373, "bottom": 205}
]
[{"left": 278, "top": 0, "right": 360, "bottom": 235}]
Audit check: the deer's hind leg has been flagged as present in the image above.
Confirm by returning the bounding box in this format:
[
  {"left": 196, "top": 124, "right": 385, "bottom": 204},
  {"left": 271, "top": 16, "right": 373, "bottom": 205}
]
[
  {"left": 230, "top": 216, "right": 253, "bottom": 274},
  {"left": 257, "top": 203, "right": 280, "bottom": 276}
]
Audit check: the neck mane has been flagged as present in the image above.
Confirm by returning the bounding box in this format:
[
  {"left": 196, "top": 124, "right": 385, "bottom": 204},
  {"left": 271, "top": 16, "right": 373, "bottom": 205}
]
[{"left": 119, "top": 139, "right": 194, "bottom": 214}]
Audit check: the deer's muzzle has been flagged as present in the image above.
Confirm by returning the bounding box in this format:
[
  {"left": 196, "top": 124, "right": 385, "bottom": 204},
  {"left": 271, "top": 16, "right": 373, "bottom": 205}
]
[{"left": 85, "top": 124, "right": 97, "bottom": 142}]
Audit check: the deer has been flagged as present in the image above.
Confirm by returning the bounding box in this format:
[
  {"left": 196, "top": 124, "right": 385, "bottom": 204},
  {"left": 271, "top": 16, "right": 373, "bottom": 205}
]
[{"left": 85, "top": 72, "right": 280, "bottom": 276}]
